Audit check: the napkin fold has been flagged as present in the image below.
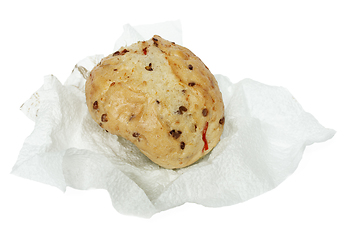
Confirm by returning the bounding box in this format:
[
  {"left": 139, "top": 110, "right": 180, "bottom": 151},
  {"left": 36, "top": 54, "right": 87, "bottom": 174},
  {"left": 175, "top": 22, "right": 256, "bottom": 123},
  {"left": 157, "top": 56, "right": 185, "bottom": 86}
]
[{"left": 13, "top": 20, "right": 335, "bottom": 218}]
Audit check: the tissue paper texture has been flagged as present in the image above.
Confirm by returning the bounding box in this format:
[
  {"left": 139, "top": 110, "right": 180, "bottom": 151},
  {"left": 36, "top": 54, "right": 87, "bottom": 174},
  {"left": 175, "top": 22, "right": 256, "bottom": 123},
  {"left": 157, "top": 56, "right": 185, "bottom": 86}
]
[{"left": 13, "top": 21, "right": 335, "bottom": 218}]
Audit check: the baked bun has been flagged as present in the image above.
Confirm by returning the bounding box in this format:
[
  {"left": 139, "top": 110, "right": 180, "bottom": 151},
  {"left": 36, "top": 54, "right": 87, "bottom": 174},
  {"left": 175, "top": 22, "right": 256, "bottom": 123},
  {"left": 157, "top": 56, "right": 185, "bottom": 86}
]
[{"left": 85, "top": 35, "right": 225, "bottom": 169}]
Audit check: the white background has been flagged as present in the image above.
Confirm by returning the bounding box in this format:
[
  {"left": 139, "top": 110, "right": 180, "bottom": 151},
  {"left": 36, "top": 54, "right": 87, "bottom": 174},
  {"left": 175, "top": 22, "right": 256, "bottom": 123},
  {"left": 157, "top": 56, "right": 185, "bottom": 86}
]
[{"left": 1, "top": 0, "right": 359, "bottom": 239}]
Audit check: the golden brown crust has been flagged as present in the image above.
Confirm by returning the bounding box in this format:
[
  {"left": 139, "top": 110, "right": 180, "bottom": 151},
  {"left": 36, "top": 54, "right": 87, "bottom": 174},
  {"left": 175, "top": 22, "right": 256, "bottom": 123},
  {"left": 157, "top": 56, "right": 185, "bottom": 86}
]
[{"left": 85, "top": 35, "right": 225, "bottom": 169}]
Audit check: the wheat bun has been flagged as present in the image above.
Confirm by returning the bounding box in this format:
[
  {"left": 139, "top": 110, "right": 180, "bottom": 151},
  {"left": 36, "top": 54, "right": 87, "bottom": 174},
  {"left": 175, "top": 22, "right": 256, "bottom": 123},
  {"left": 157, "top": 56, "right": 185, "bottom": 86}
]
[{"left": 85, "top": 35, "right": 225, "bottom": 169}]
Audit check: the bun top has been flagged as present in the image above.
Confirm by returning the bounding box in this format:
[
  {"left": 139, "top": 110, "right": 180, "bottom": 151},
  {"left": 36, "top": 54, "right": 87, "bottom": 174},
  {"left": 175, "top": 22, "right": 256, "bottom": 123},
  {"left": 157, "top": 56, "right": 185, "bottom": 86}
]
[{"left": 85, "top": 35, "right": 225, "bottom": 169}]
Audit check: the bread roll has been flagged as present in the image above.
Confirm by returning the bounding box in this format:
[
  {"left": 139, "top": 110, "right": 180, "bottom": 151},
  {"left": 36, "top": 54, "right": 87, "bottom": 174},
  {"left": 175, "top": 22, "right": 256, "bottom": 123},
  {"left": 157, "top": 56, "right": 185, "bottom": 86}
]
[{"left": 85, "top": 35, "right": 225, "bottom": 169}]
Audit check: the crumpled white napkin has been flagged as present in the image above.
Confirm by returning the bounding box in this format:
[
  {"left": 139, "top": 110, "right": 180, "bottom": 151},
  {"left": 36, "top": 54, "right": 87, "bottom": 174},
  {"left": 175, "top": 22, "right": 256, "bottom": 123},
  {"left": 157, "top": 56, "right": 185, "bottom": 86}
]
[{"left": 13, "top": 20, "right": 335, "bottom": 218}]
